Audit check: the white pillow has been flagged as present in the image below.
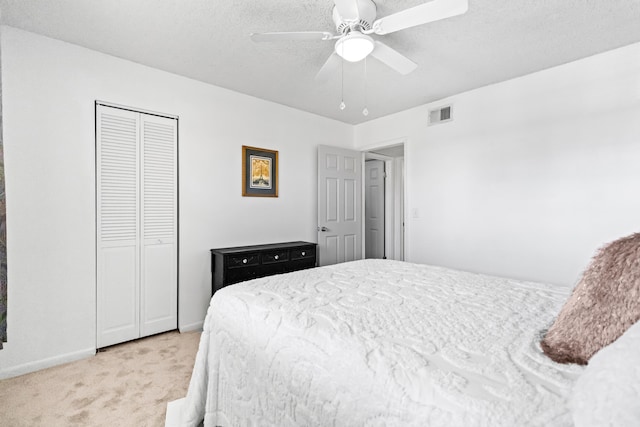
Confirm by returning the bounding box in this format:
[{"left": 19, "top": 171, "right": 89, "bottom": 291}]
[{"left": 571, "top": 320, "right": 640, "bottom": 426}]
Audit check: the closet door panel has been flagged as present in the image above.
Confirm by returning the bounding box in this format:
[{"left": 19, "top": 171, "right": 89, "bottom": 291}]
[
  {"left": 140, "top": 243, "right": 176, "bottom": 336},
  {"left": 140, "top": 114, "right": 177, "bottom": 335},
  {"left": 97, "top": 244, "right": 139, "bottom": 347},
  {"left": 96, "top": 106, "right": 140, "bottom": 348}
]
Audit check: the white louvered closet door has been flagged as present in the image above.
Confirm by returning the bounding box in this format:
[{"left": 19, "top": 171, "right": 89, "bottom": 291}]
[
  {"left": 97, "top": 106, "right": 141, "bottom": 348},
  {"left": 140, "top": 114, "right": 177, "bottom": 337},
  {"left": 96, "top": 105, "right": 177, "bottom": 348}
]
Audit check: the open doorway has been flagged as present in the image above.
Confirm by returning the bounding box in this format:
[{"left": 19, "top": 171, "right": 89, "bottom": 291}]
[{"left": 363, "top": 143, "right": 405, "bottom": 261}]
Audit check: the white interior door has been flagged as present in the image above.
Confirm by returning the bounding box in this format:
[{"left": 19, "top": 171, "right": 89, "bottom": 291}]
[
  {"left": 97, "top": 104, "right": 177, "bottom": 348},
  {"left": 363, "top": 144, "right": 406, "bottom": 261},
  {"left": 317, "top": 145, "right": 362, "bottom": 266},
  {"left": 395, "top": 158, "right": 405, "bottom": 261},
  {"left": 365, "top": 160, "right": 385, "bottom": 259},
  {"left": 96, "top": 106, "right": 140, "bottom": 348},
  {"left": 140, "top": 114, "right": 177, "bottom": 336}
]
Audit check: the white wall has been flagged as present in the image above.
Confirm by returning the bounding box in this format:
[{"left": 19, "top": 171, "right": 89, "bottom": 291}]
[
  {"left": 0, "top": 26, "right": 352, "bottom": 378},
  {"left": 355, "top": 42, "right": 640, "bottom": 287}
]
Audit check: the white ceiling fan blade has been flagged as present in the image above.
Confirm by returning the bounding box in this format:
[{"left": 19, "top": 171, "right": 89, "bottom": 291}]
[
  {"left": 334, "top": 0, "right": 359, "bottom": 21},
  {"left": 372, "top": 0, "right": 468, "bottom": 35},
  {"left": 370, "top": 41, "right": 417, "bottom": 75},
  {"left": 250, "top": 31, "right": 335, "bottom": 42},
  {"left": 315, "top": 53, "right": 342, "bottom": 82}
]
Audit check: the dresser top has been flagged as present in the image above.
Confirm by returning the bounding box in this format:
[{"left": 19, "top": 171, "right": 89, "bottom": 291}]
[{"left": 211, "top": 241, "right": 316, "bottom": 255}]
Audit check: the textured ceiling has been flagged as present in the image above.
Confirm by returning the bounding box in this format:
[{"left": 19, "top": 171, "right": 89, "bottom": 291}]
[{"left": 2, "top": 0, "right": 640, "bottom": 124}]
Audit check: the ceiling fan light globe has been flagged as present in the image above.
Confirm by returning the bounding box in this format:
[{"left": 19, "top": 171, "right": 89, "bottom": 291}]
[{"left": 335, "top": 32, "right": 375, "bottom": 62}]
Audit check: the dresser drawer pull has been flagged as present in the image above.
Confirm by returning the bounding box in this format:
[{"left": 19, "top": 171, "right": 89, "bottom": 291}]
[
  {"left": 302, "top": 251, "right": 306, "bottom": 256},
  {"left": 242, "top": 258, "right": 248, "bottom": 264},
  {"left": 274, "top": 255, "right": 279, "bottom": 260}
]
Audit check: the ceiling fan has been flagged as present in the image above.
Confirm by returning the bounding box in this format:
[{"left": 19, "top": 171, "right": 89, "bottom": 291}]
[{"left": 250, "top": 0, "right": 469, "bottom": 81}]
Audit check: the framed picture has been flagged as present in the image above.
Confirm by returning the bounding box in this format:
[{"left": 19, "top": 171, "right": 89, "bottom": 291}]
[{"left": 242, "top": 145, "right": 278, "bottom": 197}]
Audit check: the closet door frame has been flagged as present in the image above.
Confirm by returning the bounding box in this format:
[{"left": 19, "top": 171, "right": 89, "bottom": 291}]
[{"left": 95, "top": 101, "right": 179, "bottom": 349}]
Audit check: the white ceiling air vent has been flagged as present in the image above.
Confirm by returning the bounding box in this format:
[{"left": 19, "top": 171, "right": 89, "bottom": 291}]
[{"left": 428, "top": 105, "right": 453, "bottom": 126}]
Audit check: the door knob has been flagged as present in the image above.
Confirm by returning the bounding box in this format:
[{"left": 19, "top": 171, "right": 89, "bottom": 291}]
[{"left": 318, "top": 226, "right": 329, "bottom": 232}]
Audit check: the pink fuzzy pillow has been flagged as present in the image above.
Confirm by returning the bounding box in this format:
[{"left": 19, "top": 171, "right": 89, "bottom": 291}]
[{"left": 541, "top": 233, "right": 640, "bottom": 365}]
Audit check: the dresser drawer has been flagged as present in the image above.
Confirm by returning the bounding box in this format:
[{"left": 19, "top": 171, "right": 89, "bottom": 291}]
[
  {"left": 262, "top": 250, "right": 289, "bottom": 264},
  {"left": 227, "top": 253, "right": 260, "bottom": 268},
  {"left": 291, "top": 247, "right": 315, "bottom": 261},
  {"left": 226, "top": 268, "right": 259, "bottom": 285}
]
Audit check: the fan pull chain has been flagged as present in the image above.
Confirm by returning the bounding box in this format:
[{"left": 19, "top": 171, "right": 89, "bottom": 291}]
[
  {"left": 339, "top": 43, "right": 346, "bottom": 111},
  {"left": 363, "top": 58, "right": 369, "bottom": 116}
]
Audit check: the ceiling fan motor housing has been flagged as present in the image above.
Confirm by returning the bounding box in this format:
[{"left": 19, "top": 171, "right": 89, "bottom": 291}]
[{"left": 333, "top": 0, "right": 377, "bottom": 34}]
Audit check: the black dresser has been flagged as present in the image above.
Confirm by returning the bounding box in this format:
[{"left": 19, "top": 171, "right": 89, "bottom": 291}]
[{"left": 210, "top": 241, "right": 317, "bottom": 294}]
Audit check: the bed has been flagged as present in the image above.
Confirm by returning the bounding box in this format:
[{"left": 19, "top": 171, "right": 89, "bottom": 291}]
[
  {"left": 174, "top": 259, "right": 580, "bottom": 426},
  {"left": 173, "top": 258, "right": 639, "bottom": 426}
]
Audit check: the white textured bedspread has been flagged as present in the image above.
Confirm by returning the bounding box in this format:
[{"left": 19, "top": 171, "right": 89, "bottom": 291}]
[{"left": 181, "top": 259, "right": 583, "bottom": 426}]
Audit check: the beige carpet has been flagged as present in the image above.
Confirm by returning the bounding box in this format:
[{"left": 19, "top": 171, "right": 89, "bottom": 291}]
[{"left": 0, "top": 330, "right": 201, "bottom": 426}]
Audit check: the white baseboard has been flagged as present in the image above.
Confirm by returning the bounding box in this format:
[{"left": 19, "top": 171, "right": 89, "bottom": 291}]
[
  {"left": 0, "top": 347, "right": 96, "bottom": 380},
  {"left": 179, "top": 321, "right": 203, "bottom": 333}
]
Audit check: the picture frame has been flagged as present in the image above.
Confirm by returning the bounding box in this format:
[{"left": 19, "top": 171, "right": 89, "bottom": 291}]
[{"left": 242, "top": 145, "right": 278, "bottom": 197}]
